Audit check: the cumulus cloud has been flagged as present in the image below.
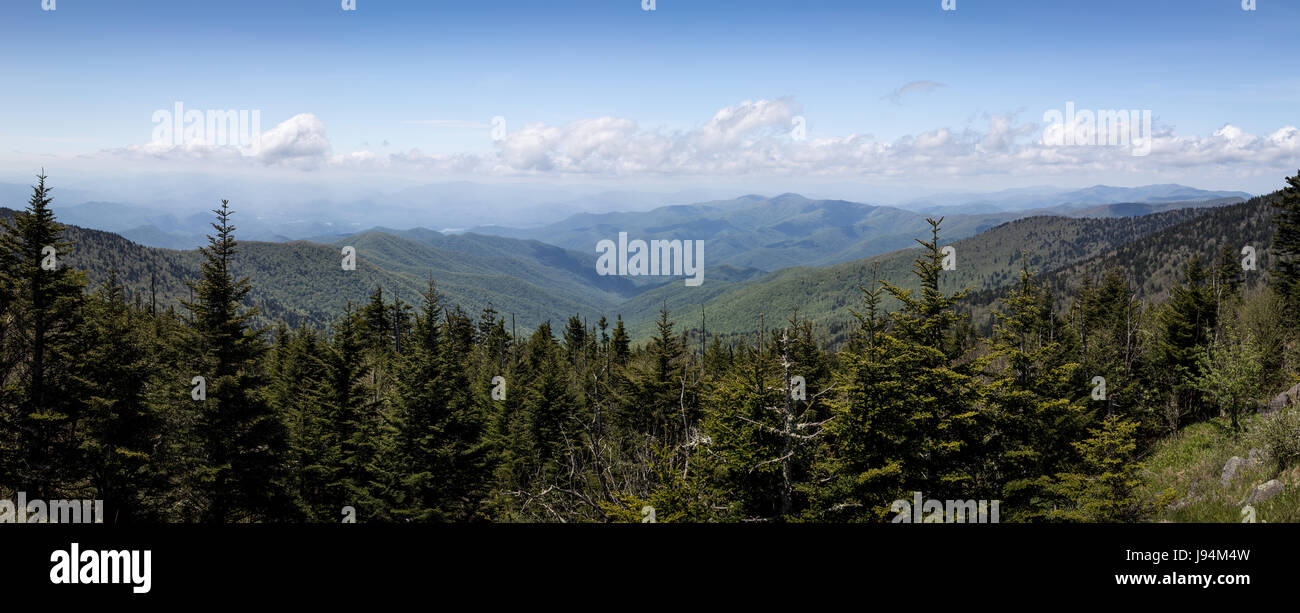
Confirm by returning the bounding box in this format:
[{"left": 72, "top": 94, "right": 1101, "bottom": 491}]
[
  {"left": 252, "top": 113, "right": 332, "bottom": 163},
  {"left": 100, "top": 100, "right": 1300, "bottom": 183},
  {"left": 114, "top": 112, "right": 331, "bottom": 167}
]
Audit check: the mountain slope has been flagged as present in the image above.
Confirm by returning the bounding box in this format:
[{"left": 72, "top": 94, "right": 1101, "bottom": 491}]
[
  {"left": 3, "top": 191, "right": 1261, "bottom": 344},
  {"left": 1024, "top": 193, "right": 1277, "bottom": 308},
  {"left": 620, "top": 205, "right": 1228, "bottom": 342},
  {"left": 471, "top": 193, "right": 1019, "bottom": 272},
  {"left": 1, "top": 209, "right": 658, "bottom": 331},
  {"left": 904, "top": 184, "right": 1252, "bottom": 215}
]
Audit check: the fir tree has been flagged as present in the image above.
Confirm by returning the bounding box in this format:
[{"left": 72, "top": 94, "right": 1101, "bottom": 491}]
[
  {"left": 390, "top": 281, "right": 487, "bottom": 521},
  {"left": 183, "top": 200, "right": 291, "bottom": 522},
  {"left": 77, "top": 273, "right": 171, "bottom": 521},
  {"left": 0, "top": 173, "right": 88, "bottom": 498},
  {"left": 1270, "top": 170, "right": 1300, "bottom": 321}
]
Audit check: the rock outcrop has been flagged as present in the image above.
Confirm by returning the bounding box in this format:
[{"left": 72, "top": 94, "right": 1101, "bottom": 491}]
[
  {"left": 1239, "top": 479, "right": 1285, "bottom": 506},
  {"left": 1264, "top": 382, "right": 1300, "bottom": 414}
]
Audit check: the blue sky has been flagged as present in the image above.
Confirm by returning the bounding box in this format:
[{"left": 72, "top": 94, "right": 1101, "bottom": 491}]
[{"left": 2, "top": 0, "right": 1298, "bottom": 195}]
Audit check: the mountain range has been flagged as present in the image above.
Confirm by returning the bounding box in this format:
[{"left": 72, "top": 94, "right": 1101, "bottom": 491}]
[{"left": 0, "top": 182, "right": 1269, "bottom": 342}]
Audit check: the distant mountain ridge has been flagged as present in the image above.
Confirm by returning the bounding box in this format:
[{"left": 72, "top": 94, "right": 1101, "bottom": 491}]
[
  {"left": 615, "top": 204, "right": 1231, "bottom": 342},
  {"left": 900, "top": 183, "right": 1252, "bottom": 215},
  {"left": 471, "top": 193, "right": 1019, "bottom": 272},
  {"left": 0, "top": 183, "right": 1263, "bottom": 344}
]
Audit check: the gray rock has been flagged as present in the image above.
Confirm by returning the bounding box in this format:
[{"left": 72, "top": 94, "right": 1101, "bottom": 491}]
[
  {"left": 1239, "top": 479, "right": 1285, "bottom": 506},
  {"left": 1264, "top": 382, "right": 1300, "bottom": 414},
  {"left": 1221, "top": 456, "right": 1248, "bottom": 487},
  {"left": 1248, "top": 448, "right": 1263, "bottom": 463}
]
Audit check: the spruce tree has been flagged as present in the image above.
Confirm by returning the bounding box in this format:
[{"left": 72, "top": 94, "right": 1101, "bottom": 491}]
[
  {"left": 1270, "top": 170, "right": 1300, "bottom": 321},
  {"left": 820, "top": 219, "right": 988, "bottom": 520},
  {"left": 77, "top": 273, "right": 171, "bottom": 522},
  {"left": 0, "top": 173, "right": 87, "bottom": 498},
  {"left": 390, "top": 281, "right": 487, "bottom": 521},
  {"left": 183, "top": 200, "right": 291, "bottom": 522},
  {"left": 985, "top": 264, "right": 1088, "bottom": 521},
  {"left": 1047, "top": 415, "right": 1145, "bottom": 522},
  {"left": 611, "top": 315, "right": 631, "bottom": 366}
]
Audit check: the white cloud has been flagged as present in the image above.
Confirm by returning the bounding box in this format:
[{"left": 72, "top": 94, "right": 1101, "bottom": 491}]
[
  {"left": 114, "top": 113, "right": 331, "bottom": 167},
  {"left": 253, "top": 113, "right": 332, "bottom": 164},
  {"left": 884, "top": 81, "right": 947, "bottom": 104},
  {"left": 97, "top": 101, "right": 1300, "bottom": 184}
]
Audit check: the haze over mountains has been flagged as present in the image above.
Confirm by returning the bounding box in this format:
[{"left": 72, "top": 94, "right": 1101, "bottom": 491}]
[
  {"left": 470, "top": 186, "right": 1247, "bottom": 271},
  {"left": 5, "top": 179, "right": 1248, "bottom": 253},
  {"left": 0, "top": 179, "right": 1266, "bottom": 344}
]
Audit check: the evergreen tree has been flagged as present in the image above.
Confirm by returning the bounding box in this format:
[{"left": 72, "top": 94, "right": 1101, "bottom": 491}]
[
  {"left": 0, "top": 173, "right": 88, "bottom": 498},
  {"left": 985, "top": 264, "right": 1089, "bottom": 521},
  {"left": 77, "top": 273, "right": 172, "bottom": 521},
  {"left": 390, "top": 281, "right": 487, "bottom": 521},
  {"left": 1156, "top": 256, "right": 1217, "bottom": 424},
  {"left": 820, "top": 222, "right": 988, "bottom": 520},
  {"left": 611, "top": 315, "right": 631, "bottom": 366},
  {"left": 273, "top": 326, "right": 335, "bottom": 521},
  {"left": 1047, "top": 415, "right": 1145, "bottom": 522},
  {"left": 183, "top": 200, "right": 291, "bottom": 522},
  {"left": 1270, "top": 170, "right": 1300, "bottom": 321},
  {"left": 328, "top": 303, "right": 389, "bottom": 521}
]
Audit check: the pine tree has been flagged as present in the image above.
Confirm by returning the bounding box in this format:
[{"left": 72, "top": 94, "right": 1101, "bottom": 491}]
[
  {"left": 362, "top": 286, "right": 391, "bottom": 351},
  {"left": 611, "top": 314, "right": 631, "bottom": 364},
  {"left": 273, "top": 326, "right": 335, "bottom": 521},
  {"left": 1270, "top": 170, "right": 1300, "bottom": 321},
  {"left": 0, "top": 173, "right": 88, "bottom": 498},
  {"left": 624, "top": 305, "right": 690, "bottom": 440},
  {"left": 328, "top": 303, "right": 389, "bottom": 521},
  {"left": 77, "top": 273, "right": 171, "bottom": 522},
  {"left": 985, "top": 263, "right": 1088, "bottom": 521},
  {"left": 1156, "top": 256, "right": 1217, "bottom": 424},
  {"left": 1047, "top": 415, "right": 1145, "bottom": 522},
  {"left": 703, "top": 315, "right": 831, "bottom": 521},
  {"left": 183, "top": 200, "right": 291, "bottom": 522},
  {"left": 819, "top": 219, "right": 988, "bottom": 520},
  {"left": 390, "top": 281, "right": 487, "bottom": 521}
]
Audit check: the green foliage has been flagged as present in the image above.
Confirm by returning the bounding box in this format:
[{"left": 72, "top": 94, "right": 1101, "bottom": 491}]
[
  {"left": 0, "top": 173, "right": 89, "bottom": 498},
  {"left": 1252, "top": 408, "right": 1300, "bottom": 474},
  {"left": 182, "top": 200, "right": 293, "bottom": 523},
  {"left": 815, "top": 219, "right": 990, "bottom": 520},
  {"left": 1047, "top": 416, "right": 1145, "bottom": 522},
  {"left": 1270, "top": 170, "right": 1300, "bottom": 321},
  {"left": 985, "top": 263, "right": 1090, "bottom": 521},
  {"left": 1194, "top": 325, "right": 1264, "bottom": 432},
  {"left": 4, "top": 173, "right": 1299, "bottom": 525}
]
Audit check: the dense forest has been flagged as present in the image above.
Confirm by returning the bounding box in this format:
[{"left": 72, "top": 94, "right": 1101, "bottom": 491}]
[{"left": 3, "top": 172, "right": 1300, "bottom": 523}]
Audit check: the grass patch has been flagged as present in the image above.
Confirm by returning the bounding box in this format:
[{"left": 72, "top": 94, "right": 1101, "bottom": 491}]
[{"left": 1141, "top": 413, "right": 1300, "bottom": 522}]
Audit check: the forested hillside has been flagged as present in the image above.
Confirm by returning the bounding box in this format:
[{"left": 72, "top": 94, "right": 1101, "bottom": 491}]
[
  {"left": 0, "top": 208, "right": 649, "bottom": 331},
  {"left": 473, "top": 193, "right": 1018, "bottom": 271},
  {"left": 633, "top": 204, "right": 1227, "bottom": 343},
  {"left": 10, "top": 194, "right": 1242, "bottom": 346},
  {"left": 3, "top": 173, "right": 1299, "bottom": 524}
]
